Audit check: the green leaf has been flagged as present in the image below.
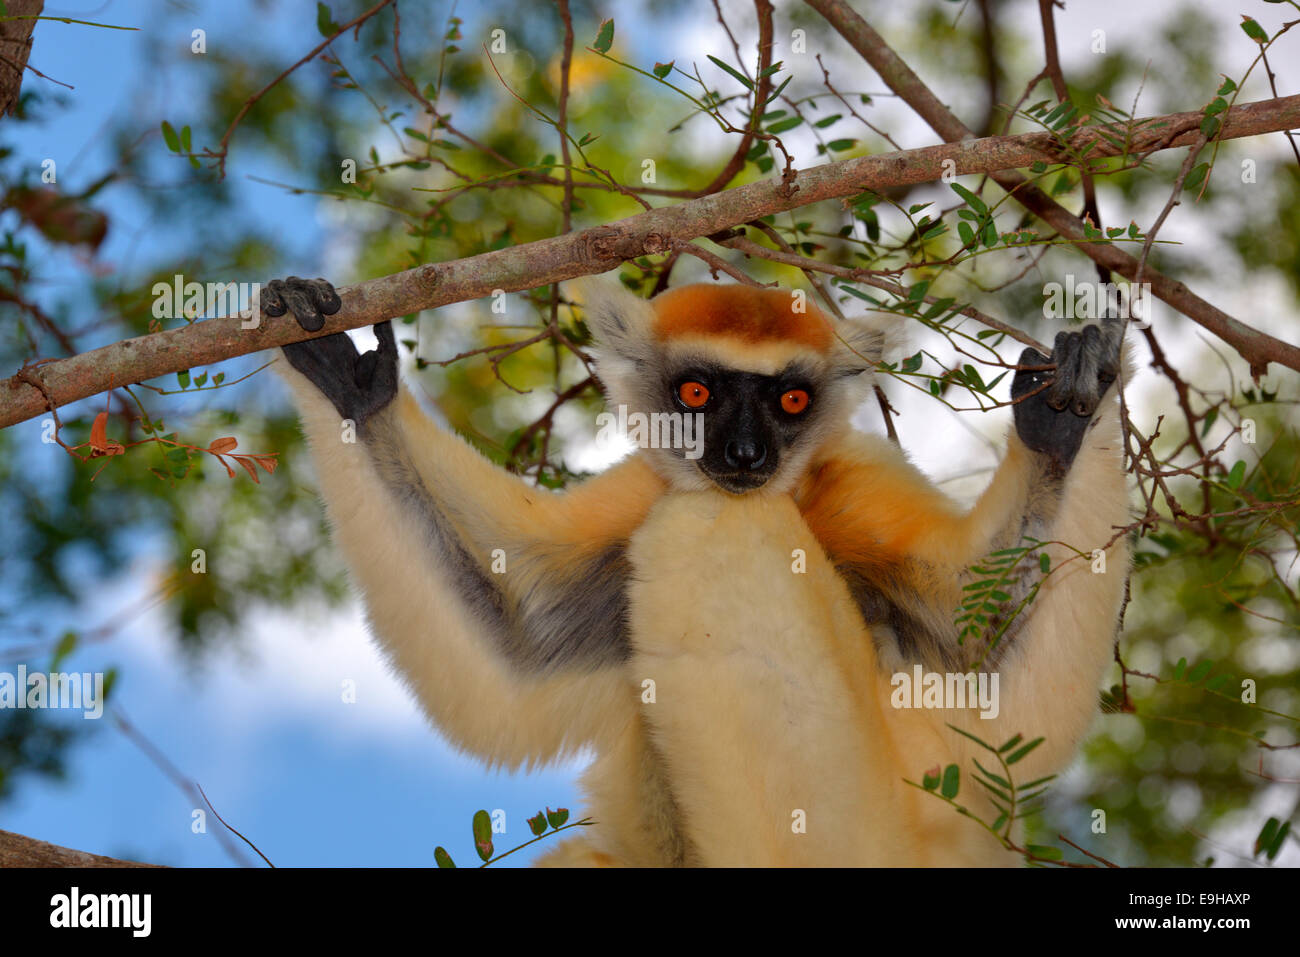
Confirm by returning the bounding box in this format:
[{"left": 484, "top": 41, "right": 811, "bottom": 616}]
[
  {"left": 999, "top": 734, "right": 1023, "bottom": 753},
  {"left": 921, "top": 767, "right": 941, "bottom": 790},
  {"left": 593, "top": 18, "right": 614, "bottom": 54},
  {"left": 177, "top": 370, "right": 191, "bottom": 389},
  {"left": 1187, "top": 660, "right": 1213, "bottom": 684},
  {"left": 50, "top": 631, "right": 78, "bottom": 671},
  {"left": 214, "top": 372, "right": 226, "bottom": 385},
  {"left": 707, "top": 54, "right": 753, "bottom": 91},
  {"left": 1217, "top": 78, "right": 1237, "bottom": 96},
  {"left": 433, "top": 846, "right": 456, "bottom": 868},
  {"left": 1254, "top": 817, "right": 1279, "bottom": 856},
  {"left": 653, "top": 60, "right": 674, "bottom": 79},
  {"left": 827, "top": 138, "right": 857, "bottom": 153},
  {"left": 814, "top": 113, "right": 843, "bottom": 128},
  {"left": 950, "top": 182, "right": 988, "bottom": 216},
  {"left": 766, "top": 116, "right": 803, "bottom": 135},
  {"left": 1183, "top": 162, "right": 1210, "bottom": 191},
  {"left": 1019, "top": 774, "right": 1057, "bottom": 790},
  {"left": 1240, "top": 17, "right": 1268, "bottom": 43},
  {"left": 316, "top": 2, "right": 340, "bottom": 37},
  {"left": 1268, "top": 821, "right": 1291, "bottom": 860},
  {"left": 546, "top": 806, "right": 570, "bottom": 829},
  {"left": 1226, "top": 459, "right": 1246, "bottom": 489},
  {"left": 472, "top": 809, "right": 494, "bottom": 862},
  {"left": 1026, "top": 844, "right": 1063, "bottom": 861},
  {"left": 160, "top": 121, "right": 180, "bottom": 153},
  {"left": 1173, "top": 656, "right": 1187, "bottom": 680},
  {"left": 1005, "top": 737, "right": 1045, "bottom": 765},
  {"left": 972, "top": 758, "right": 1010, "bottom": 789},
  {"left": 527, "top": 811, "right": 548, "bottom": 836},
  {"left": 1039, "top": 553, "right": 1050, "bottom": 574},
  {"left": 940, "top": 764, "right": 960, "bottom": 799}
]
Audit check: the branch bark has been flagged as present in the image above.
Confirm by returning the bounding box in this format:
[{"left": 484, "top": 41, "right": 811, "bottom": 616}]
[
  {"left": 0, "top": 0, "right": 44, "bottom": 115},
  {"left": 2, "top": 93, "right": 1299, "bottom": 429},
  {"left": 0, "top": 828, "right": 163, "bottom": 867},
  {"left": 805, "top": 0, "right": 1300, "bottom": 378}
]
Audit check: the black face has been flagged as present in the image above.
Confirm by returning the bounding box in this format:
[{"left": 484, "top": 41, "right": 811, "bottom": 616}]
[{"left": 668, "top": 361, "right": 818, "bottom": 493}]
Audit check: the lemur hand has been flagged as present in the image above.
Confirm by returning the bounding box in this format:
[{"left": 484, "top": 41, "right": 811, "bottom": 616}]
[
  {"left": 267, "top": 277, "right": 398, "bottom": 425},
  {"left": 1010, "top": 315, "right": 1124, "bottom": 472}
]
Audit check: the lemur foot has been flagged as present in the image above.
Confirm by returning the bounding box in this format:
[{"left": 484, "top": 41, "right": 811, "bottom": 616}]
[
  {"left": 1010, "top": 315, "right": 1124, "bottom": 471},
  {"left": 269, "top": 276, "right": 398, "bottom": 426}
]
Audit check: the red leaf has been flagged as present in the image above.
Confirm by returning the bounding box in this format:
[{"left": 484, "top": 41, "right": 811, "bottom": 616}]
[
  {"left": 208, "top": 436, "right": 238, "bottom": 454},
  {"left": 233, "top": 455, "right": 261, "bottom": 483},
  {"left": 89, "top": 411, "right": 109, "bottom": 452},
  {"left": 252, "top": 454, "right": 278, "bottom": 474}
]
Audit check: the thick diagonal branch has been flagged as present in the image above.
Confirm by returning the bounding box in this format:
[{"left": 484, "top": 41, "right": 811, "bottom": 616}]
[
  {"left": 2, "top": 93, "right": 1299, "bottom": 429},
  {"left": 806, "top": 0, "right": 1300, "bottom": 378}
]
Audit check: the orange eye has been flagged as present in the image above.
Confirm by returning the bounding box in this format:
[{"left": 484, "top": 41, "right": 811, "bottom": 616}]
[
  {"left": 781, "top": 389, "right": 810, "bottom": 414},
  {"left": 678, "top": 381, "right": 710, "bottom": 408}
]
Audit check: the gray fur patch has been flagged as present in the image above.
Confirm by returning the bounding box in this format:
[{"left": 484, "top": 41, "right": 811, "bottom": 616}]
[{"left": 362, "top": 414, "right": 631, "bottom": 677}]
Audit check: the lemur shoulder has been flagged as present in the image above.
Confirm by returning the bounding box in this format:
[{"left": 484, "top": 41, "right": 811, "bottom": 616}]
[{"left": 267, "top": 275, "right": 1131, "bottom": 867}]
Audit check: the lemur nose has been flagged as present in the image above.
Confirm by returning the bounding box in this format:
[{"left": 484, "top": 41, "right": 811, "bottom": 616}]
[{"left": 725, "top": 440, "right": 767, "bottom": 470}]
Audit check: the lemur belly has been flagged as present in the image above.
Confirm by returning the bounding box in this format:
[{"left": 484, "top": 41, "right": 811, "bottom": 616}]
[{"left": 625, "top": 490, "right": 943, "bottom": 866}]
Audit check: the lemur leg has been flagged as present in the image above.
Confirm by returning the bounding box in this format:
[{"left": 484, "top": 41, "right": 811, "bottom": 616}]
[{"left": 269, "top": 278, "right": 663, "bottom": 766}]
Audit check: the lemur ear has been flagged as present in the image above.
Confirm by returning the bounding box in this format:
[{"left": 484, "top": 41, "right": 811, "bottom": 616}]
[
  {"left": 571, "top": 276, "right": 657, "bottom": 363},
  {"left": 832, "top": 314, "right": 903, "bottom": 375}
]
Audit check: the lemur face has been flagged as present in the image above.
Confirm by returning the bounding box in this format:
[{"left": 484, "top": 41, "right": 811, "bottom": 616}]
[
  {"left": 580, "top": 280, "right": 891, "bottom": 495},
  {"left": 661, "top": 357, "right": 827, "bottom": 494}
]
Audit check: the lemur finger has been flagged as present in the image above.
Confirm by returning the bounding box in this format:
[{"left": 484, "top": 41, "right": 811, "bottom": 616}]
[
  {"left": 374, "top": 319, "right": 397, "bottom": 354},
  {"left": 356, "top": 321, "right": 400, "bottom": 394},
  {"left": 282, "top": 281, "right": 329, "bottom": 332},
  {"left": 1010, "top": 346, "right": 1051, "bottom": 402},
  {"left": 1098, "top": 314, "right": 1125, "bottom": 379},
  {"left": 1069, "top": 324, "right": 1103, "bottom": 417},
  {"left": 311, "top": 278, "right": 342, "bottom": 316},
  {"left": 261, "top": 280, "right": 288, "bottom": 318},
  {"left": 1045, "top": 330, "right": 1078, "bottom": 411}
]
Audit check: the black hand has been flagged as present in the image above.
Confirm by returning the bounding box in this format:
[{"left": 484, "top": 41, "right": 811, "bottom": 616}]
[
  {"left": 1011, "top": 316, "right": 1123, "bottom": 472},
  {"left": 270, "top": 276, "right": 398, "bottom": 426},
  {"left": 263, "top": 276, "right": 341, "bottom": 332}
]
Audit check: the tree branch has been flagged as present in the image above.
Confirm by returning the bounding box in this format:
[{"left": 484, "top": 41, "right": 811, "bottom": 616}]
[
  {"left": 806, "top": 0, "right": 1300, "bottom": 378},
  {"left": 2, "top": 93, "right": 1299, "bottom": 429},
  {"left": 0, "top": 0, "right": 44, "bottom": 115},
  {"left": 0, "top": 828, "right": 163, "bottom": 867}
]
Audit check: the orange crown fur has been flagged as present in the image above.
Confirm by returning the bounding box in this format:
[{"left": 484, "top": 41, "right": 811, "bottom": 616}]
[{"left": 651, "top": 284, "right": 834, "bottom": 352}]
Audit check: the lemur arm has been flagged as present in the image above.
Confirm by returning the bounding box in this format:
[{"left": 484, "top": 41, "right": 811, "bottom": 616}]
[
  {"left": 269, "top": 278, "right": 664, "bottom": 767},
  {"left": 800, "top": 318, "right": 1131, "bottom": 770}
]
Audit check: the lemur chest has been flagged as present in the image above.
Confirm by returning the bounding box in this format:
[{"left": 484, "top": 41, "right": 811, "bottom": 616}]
[
  {"left": 624, "top": 491, "right": 881, "bottom": 726},
  {"left": 622, "top": 491, "right": 927, "bottom": 863}
]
